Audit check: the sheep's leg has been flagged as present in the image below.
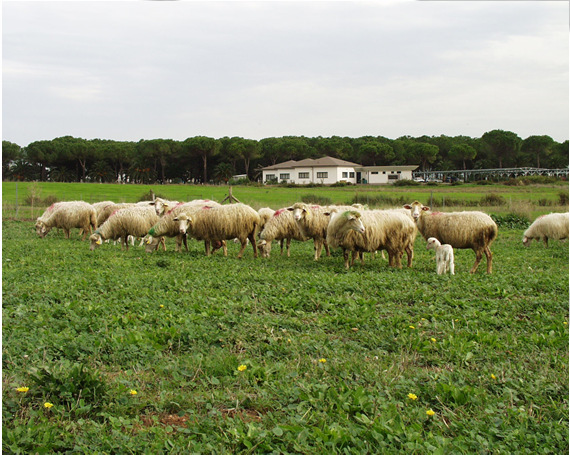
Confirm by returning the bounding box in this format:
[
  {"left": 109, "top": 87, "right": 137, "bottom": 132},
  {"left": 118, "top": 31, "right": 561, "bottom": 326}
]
[
  {"left": 484, "top": 246, "right": 493, "bottom": 274},
  {"left": 449, "top": 260, "right": 455, "bottom": 275},
  {"left": 406, "top": 245, "right": 414, "bottom": 267},
  {"left": 64, "top": 228, "right": 71, "bottom": 239},
  {"left": 286, "top": 238, "right": 291, "bottom": 257},
  {"left": 470, "top": 250, "right": 483, "bottom": 273},
  {"left": 237, "top": 239, "right": 248, "bottom": 259},
  {"left": 183, "top": 234, "right": 188, "bottom": 251},
  {"left": 248, "top": 232, "right": 258, "bottom": 258},
  {"left": 324, "top": 240, "right": 331, "bottom": 257},
  {"left": 343, "top": 249, "right": 350, "bottom": 269},
  {"left": 543, "top": 237, "right": 549, "bottom": 247},
  {"left": 314, "top": 239, "right": 322, "bottom": 261},
  {"left": 204, "top": 241, "right": 211, "bottom": 256},
  {"left": 175, "top": 235, "right": 182, "bottom": 252},
  {"left": 280, "top": 239, "right": 285, "bottom": 256},
  {"left": 350, "top": 251, "right": 358, "bottom": 266}
]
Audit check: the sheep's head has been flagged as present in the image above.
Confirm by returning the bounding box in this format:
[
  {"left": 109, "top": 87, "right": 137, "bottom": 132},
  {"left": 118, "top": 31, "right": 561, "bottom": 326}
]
[
  {"left": 343, "top": 210, "right": 365, "bottom": 234},
  {"left": 35, "top": 219, "right": 48, "bottom": 238},
  {"left": 287, "top": 203, "right": 309, "bottom": 222},
  {"left": 89, "top": 233, "right": 103, "bottom": 251},
  {"left": 257, "top": 239, "right": 271, "bottom": 258},
  {"left": 403, "top": 201, "right": 430, "bottom": 222},
  {"left": 173, "top": 213, "right": 192, "bottom": 234},
  {"left": 522, "top": 236, "right": 530, "bottom": 247},
  {"left": 426, "top": 237, "right": 440, "bottom": 251},
  {"left": 143, "top": 235, "right": 161, "bottom": 253}
]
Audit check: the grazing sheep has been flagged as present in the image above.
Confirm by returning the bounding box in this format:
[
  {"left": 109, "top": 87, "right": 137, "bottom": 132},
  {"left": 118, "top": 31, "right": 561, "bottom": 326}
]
[
  {"left": 144, "top": 200, "right": 221, "bottom": 253},
  {"left": 174, "top": 203, "right": 260, "bottom": 258},
  {"left": 287, "top": 203, "right": 332, "bottom": 260},
  {"left": 426, "top": 237, "right": 455, "bottom": 275},
  {"left": 403, "top": 201, "right": 498, "bottom": 274},
  {"left": 36, "top": 201, "right": 97, "bottom": 240},
  {"left": 326, "top": 209, "right": 416, "bottom": 269},
  {"left": 523, "top": 212, "right": 569, "bottom": 247},
  {"left": 90, "top": 206, "right": 160, "bottom": 251},
  {"left": 257, "top": 207, "right": 276, "bottom": 231},
  {"left": 96, "top": 202, "right": 136, "bottom": 226},
  {"left": 258, "top": 208, "right": 307, "bottom": 258}
]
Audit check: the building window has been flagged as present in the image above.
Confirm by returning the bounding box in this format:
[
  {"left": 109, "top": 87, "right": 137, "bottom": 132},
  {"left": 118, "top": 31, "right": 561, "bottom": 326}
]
[
  {"left": 342, "top": 172, "right": 348, "bottom": 178},
  {"left": 388, "top": 174, "right": 399, "bottom": 180},
  {"left": 382, "top": 171, "right": 386, "bottom": 174},
  {"left": 371, "top": 171, "right": 378, "bottom": 175},
  {"left": 298, "top": 172, "right": 309, "bottom": 179},
  {"left": 349, "top": 172, "right": 355, "bottom": 178},
  {"left": 280, "top": 173, "right": 290, "bottom": 180},
  {"left": 266, "top": 174, "right": 277, "bottom": 182},
  {"left": 316, "top": 172, "right": 328, "bottom": 179},
  {"left": 397, "top": 171, "right": 401, "bottom": 174}
]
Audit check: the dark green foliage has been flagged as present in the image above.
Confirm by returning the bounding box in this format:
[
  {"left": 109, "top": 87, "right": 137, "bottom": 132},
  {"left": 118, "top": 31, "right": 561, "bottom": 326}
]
[
  {"left": 301, "top": 194, "right": 333, "bottom": 205},
  {"left": 392, "top": 179, "right": 420, "bottom": 187},
  {"left": 491, "top": 213, "right": 531, "bottom": 229}
]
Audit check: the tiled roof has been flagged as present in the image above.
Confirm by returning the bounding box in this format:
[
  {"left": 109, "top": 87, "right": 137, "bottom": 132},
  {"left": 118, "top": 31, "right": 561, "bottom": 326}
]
[{"left": 262, "top": 156, "right": 360, "bottom": 170}]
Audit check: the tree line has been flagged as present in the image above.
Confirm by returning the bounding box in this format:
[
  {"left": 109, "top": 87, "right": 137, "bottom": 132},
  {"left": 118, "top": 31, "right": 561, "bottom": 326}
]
[{"left": 2, "top": 130, "right": 568, "bottom": 184}]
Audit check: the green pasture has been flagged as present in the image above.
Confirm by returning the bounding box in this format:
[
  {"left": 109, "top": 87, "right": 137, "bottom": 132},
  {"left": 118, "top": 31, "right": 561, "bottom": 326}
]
[
  {"left": 2, "top": 213, "right": 568, "bottom": 452},
  {"left": 2, "top": 181, "right": 569, "bottom": 221}
]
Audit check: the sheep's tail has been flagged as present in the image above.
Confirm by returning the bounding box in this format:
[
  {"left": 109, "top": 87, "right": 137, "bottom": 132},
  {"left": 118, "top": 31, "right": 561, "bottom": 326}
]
[
  {"left": 90, "top": 211, "right": 98, "bottom": 231},
  {"left": 485, "top": 223, "right": 498, "bottom": 246}
]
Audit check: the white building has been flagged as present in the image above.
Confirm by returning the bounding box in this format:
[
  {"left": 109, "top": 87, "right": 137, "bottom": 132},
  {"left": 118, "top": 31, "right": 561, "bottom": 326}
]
[{"left": 262, "top": 157, "right": 418, "bottom": 185}]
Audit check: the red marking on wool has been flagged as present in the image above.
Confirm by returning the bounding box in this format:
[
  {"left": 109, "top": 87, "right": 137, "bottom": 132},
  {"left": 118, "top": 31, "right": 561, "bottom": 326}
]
[
  {"left": 430, "top": 212, "right": 443, "bottom": 216},
  {"left": 274, "top": 208, "right": 286, "bottom": 217},
  {"left": 202, "top": 206, "right": 212, "bottom": 210},
  {"left": 47, "top": 203, "right": 58, "bottom": 212},
  {"left": 310, "top": 205, "right": 320, "bottom": 209},
  {"left": 166, "top": 202, "right": 184, "bottom": 215}
]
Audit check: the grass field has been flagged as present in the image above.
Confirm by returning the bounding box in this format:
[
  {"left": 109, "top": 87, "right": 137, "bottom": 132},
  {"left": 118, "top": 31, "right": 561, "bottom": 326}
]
[{"left": 2, "top": 191, "right": 569, "bottom": 453}]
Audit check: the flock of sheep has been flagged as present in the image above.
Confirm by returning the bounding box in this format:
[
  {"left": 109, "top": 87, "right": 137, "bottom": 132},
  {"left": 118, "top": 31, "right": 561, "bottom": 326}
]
[{"left": 34, "top": 197, "right": 569, "bottom": 274}]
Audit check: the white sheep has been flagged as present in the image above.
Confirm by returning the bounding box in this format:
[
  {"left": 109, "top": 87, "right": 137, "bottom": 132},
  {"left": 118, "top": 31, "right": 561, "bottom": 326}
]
[
  {"left": 257, "top": 207, "right": 276, "bottom": 231},
  {"left": 258, "top": 208, "right": 308, "bottom": 258},
  {"left": 95, "top": 202, "right": 137, "bottom": 227},
  {"left": 36, "top": 201, "right": 97, "bottom": 240},
  {"left": 89, "top": 205, "right": 160, "bottom": 251},
  {"left": 403, "top": 201, "right": 498, "bottom": 274},
  {"left": 174, "top": 203, "right": 260, "bottom": 258},
  {"left": 151, "top": 197, "right": 181, "bottom": 217},
  {"left": 144, "top": 200, "right": 221, "bottom": 253},
  {"left": 523, "top": 212, "right": 569, "bottom": 247},
  {"left": 326, "top": 209, "right": 416, "bottom": 269},
  {"left": 286, "top": 203, "right": 333, "bottom": 261},
  {"left": 426, "top": 237, "right": 455, "bottom": 275}
]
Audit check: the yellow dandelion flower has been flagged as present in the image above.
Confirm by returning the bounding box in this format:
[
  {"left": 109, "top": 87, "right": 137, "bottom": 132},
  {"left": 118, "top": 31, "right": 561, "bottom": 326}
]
[
  {"left": 491, "top": 374, "right": 497, "bottom": 380},
  {"left": 407, "top": 393, "right": 418, "bottom": 400},
  {"left": 16, "top": 387, "right": 29, "bottom": 393},
  {"left": 430, "top": 338, "right": 437, "bottom": 343},
  {"left": 564, "top": 322, "right": 568, "bottom": 326},
  {"left": 319, "top": 358, "right": 327, "bottom": 363},
  {"left": 426, "top": 409, "right": 435, "bottom": 416},
  {"left": 159, "top": 304, "right": 164, "bottom": 308},
  {"left": 237, "top": 365, "right": 247, "bottom": 372},
  {"left": 44, "top": 402, "right": 54, "bottom": 409},
  {"left": 409, "top": 325, "right": 415, "bottom": 329},
  {"left": 129, "top": 389, "right": 138, "bottom": 396}
]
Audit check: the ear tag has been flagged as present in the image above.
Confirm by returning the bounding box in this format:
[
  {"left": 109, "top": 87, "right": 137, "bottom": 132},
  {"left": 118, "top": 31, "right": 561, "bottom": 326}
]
[{"left": 96, "top": 238, "right": 102, "bottom": 245}]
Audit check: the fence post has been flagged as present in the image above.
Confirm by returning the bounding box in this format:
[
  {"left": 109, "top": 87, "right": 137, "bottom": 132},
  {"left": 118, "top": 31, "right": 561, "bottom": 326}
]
[{"left": 15, "top": 182, "right": 19, "bottom": 219}]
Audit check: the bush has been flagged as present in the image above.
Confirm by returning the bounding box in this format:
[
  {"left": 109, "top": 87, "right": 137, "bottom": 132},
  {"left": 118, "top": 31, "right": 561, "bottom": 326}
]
[
  {"left": 301, "top": 194, "right": 332, "bottom": 206},
  {"left": 559, "top": 192, "right": 569, "bottom": 206},
  {"left": 491, "top": 213, "right": 530, "bottom": 229},
  {"left": 479, "top": 193, "right": 506, "bottom": 206},
  {"left": 392, "top": 179, "right": 420, "bottom": 187},
  {"left": 350, "top": 194, "right": 408, "bottom": 208},
  {"left": 138, "top": 190, "right": 167, "bottom": 202},
  {"left": 475, "top": 180, "right": 494, "bottom": 185}
]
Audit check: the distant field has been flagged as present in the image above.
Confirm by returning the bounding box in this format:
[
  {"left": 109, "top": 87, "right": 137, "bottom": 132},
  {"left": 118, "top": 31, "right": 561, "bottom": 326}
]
[
  {"left": 2, "top": 216, "right": 568, "bottom": 453},
  {"left": 2, "top": 181, "right": 568, "bottom": 220}
]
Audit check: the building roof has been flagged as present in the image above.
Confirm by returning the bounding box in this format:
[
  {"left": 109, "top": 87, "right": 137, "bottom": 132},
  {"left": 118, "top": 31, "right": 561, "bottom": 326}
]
[
  {"left": 262, "top": 156, "right": 360, "bottom": 170},
  {"left": 355, "top": 165, "right": 419, "bottom": 171}
]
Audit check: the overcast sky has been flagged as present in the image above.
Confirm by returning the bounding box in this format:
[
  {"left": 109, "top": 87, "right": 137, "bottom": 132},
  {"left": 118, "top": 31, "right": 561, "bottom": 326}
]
[{"left": 3, "top": 0, "right": 568, "bottom": 147}]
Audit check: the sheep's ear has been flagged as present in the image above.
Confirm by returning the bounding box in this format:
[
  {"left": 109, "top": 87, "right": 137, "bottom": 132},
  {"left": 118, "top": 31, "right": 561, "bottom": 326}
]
[
  {"left": 422, "top": 206, "right": 430, "bottom": 211},
  {"left": 286, "top": 207, "right": 294, "bottom": 211},
  {"left": 150, "top": 201, "right": 156, "bottom": 206},
  {"left": 403, "top": 204, "right": 412, "bottom": 209},
  {"left": 323, "top": 211, "right": 332, "bottom": 216},
  {"left": 173, "top": 217, "right": 179, "bottom": 221}
]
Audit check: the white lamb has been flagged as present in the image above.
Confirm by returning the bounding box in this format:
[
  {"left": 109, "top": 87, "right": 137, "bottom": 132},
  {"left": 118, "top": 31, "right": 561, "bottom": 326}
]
[
  {"left": 426, "top": 237, "right": 455, "bottom": 275},
  {"left": 286, "top": 203, "right": 332, "bottom": 261},
  {"left": 403, "top": 201, "right": 498, "bottom": 274},
  {"left": 523, "top": 212, "right": 569, "bottom": 247},
  {"left": 90, "top": 206, "right": 160, "bottom": 251},
  {"left": 36, "top": 201, "right": 97, "bottom": 240}
]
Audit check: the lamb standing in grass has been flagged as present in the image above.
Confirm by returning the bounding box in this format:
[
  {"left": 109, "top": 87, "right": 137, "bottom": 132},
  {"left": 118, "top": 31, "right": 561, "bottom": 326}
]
[
  {"left": 36, "top": 201, "right": 97, "bottom": 240},
  {"left": 174, "top": 203, "right": 260, "bottom": 258},
  {"left": 90, "top": 206, "right": 160, "bottom": 251},
  {"left": 426, "top": 237, "right": 455, "bottom": 275},
  {"left": 403, "top": 201, "right": 497, "bottom": 274},
  {"left": 522, "top": 212, "right": 569, "bottom": 247}
]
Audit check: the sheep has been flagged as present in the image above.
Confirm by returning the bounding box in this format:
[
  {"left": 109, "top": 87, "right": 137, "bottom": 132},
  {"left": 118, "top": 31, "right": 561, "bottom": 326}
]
[
  {"left": 89, "top": 205, "right": 160, "bottom": 251},
  {"left": 36, "top": 201, "right": 97, "bottom": 240},
  {"left": 426, "top": 237, "right": 455, "bottom": 275},
  {"left": 174, "top": 203, "right": 260, "bottom": 258},
  {"left": 326, "top": 209, "right": 416, "bottom": 269},
  {"left": 258, "top": 208, "right": 308, "bottom": 258},
  {"left": 523, "top": 212, "right": 569, "bottom": 247},
  {"left": 143, "top": 200, "right": 221, "bottom": 253},
  {"left": 96, "top": 202, "right": 136, "bottom": 226},
  {"left": 257, "top": 207, "right": 276, "bottom": 231},
  {"left": 286, "top": 203, "right": 332, "bottom": 260},
  {"left": 151, "top": 197, "right": 181, "bottom": 217},
  {"left": 403, "top": 201, "right": 498, "bottom": 274}
]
